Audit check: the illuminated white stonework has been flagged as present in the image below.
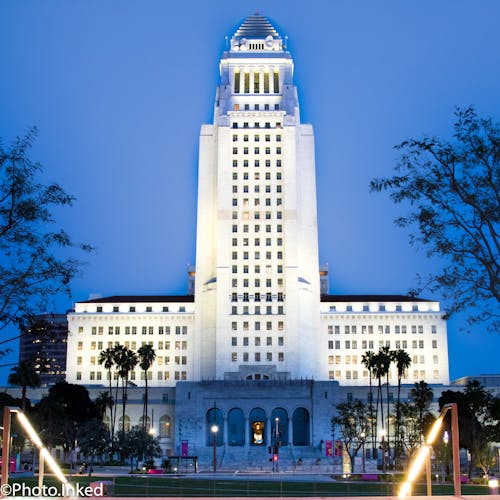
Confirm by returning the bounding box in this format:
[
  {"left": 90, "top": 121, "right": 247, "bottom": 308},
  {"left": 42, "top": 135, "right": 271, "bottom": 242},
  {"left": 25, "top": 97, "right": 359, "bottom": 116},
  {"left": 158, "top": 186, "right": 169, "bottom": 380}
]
[{"left": 66, "top": 15, "right": 449, "bottom": 389}]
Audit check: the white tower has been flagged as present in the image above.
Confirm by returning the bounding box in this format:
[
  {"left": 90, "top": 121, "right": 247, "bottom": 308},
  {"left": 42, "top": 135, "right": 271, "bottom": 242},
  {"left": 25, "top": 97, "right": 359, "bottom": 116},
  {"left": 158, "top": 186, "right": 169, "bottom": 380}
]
[{"left": 194, "top": 15, "right": 321, "bottom": 381}]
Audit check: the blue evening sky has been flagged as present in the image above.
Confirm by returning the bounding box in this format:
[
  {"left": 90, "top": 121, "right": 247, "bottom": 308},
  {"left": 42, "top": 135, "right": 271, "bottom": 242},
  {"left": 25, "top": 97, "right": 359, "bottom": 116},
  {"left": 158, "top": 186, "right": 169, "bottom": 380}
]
[{"left": 0, "top": 0, "right": 499, "bottom": 382}]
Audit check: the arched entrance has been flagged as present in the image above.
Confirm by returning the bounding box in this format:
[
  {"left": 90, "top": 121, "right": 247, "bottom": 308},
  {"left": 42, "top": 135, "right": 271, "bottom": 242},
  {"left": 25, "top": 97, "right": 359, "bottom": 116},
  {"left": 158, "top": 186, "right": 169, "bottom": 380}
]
[
  {"left": 227, "top": 408, "right": 245, "bottom": 446},
  {"left": 271, "top": 407, "right": 289, "bottom": 446},
  {"left": 292, "top": 407, "right": 310, "bottom": 446},
  {"left": 206, "top": 407, "right": 223, "bottom": 446},
  {"left": 249, "top": 407, "right": 266, "bottom": 445}
]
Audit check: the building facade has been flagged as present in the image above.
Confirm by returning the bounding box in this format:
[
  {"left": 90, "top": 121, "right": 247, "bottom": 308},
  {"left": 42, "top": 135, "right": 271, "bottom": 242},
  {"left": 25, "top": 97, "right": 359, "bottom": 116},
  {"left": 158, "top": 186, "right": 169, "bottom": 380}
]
[
  {"left": 64, "top": 15, "right": 450, "bottom": 463},
  {"left": 19, "top": 313, "right": 68, "bottom": 386}
]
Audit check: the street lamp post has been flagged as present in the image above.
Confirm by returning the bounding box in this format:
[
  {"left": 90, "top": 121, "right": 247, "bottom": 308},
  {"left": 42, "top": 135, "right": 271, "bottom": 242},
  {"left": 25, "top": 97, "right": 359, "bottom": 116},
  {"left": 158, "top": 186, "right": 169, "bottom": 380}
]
[
  {"left": 380, "top": 429, "right": 386, "bottom": 473},
  {"left": 360, "top": 432, "right": 366, "bottom": 473},
  {"left": 442, "top": 430, "right": 449, "bottom": 482},
  {"left": 274, "top": 417, "right": 279, "bottom": 473},
  {"left": 211, "top": 425, "right": 218, "bottom": 473}
]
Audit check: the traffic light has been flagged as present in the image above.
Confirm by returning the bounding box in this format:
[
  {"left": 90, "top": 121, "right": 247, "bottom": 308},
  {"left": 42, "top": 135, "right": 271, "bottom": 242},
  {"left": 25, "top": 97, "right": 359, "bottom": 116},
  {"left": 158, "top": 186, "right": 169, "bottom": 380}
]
[{"left": 272, "top": 454, "right": 278, "bottom": 462}]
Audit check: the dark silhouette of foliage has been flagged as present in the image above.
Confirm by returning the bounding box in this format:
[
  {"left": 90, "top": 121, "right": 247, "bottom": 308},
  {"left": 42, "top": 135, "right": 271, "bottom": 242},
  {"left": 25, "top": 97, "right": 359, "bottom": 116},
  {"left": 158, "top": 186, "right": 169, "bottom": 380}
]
[
  {"left": 439, "top": 380, "right": 500, "bottom": 478},
  {"left": 0, "top": 127, "right": 92, "bottom": 330},
  {"left": 7, "top": 361, "right": 40, "bottom": 411},
  {"left": 371, "top": 108, "right": 500, "bottom": 329}
]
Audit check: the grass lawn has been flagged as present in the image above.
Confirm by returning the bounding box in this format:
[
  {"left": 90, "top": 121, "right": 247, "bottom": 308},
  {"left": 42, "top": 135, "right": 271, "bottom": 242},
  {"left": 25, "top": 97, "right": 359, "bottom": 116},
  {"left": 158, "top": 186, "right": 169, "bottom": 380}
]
[{"left": 8, "top": 475, "right": 492, "bottom": 496}]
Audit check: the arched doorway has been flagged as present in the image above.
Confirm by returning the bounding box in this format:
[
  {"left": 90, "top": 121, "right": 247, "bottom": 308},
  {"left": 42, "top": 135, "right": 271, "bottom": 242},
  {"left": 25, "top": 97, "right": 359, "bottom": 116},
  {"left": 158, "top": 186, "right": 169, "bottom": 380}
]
[
  {"left": 292, "top": 407, "right": 310, "bottom": 446},
  {"left": 271, "top": 407, "right": 289, "bottom": 446},
  {"left": 159, "top": 415, "right": 172, "bottom": 438},
  {"left": 227, "top": 408, "right": 245, "bottom": 446},
  {"left": 206, "top": 407, "right": 223, "bottom": 446},
  {"left": 118, "top": 415, "right": 130, "bottom": 432},
  {"left": 249, "top": 408, "right": 266, "bottom": 445}
]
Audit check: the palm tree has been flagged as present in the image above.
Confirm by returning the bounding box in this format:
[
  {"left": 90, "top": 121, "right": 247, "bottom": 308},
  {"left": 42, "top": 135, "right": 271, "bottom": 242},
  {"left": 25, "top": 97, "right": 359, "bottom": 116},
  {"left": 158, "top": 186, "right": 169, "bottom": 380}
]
[
  {"left": 372, "top": 350, "right": 388, "bottom": 468},
  {"left": 379, "top": 346, "right": 393, "bottom": 449},
  {"left": 410, "top": 380, "right": 434, "bottom": 437},
  {"left": 361, "top": 350, "right": 376, "bottom": 455},
  {"left": 379, "top": 346, "right": 393, "bottom": 457},
  {"left": 392, "top": 349, "right": 411, "bottom": 467},
  {"left": 137, "top": 344, "right": 156, "bottom": 430},
  {"left": 114, "top": 346, "right": 138, "bottom": 430},
  {"left": 111, "top": 344, "right": 125, "bottom": 433},
  {"left": 98, "top": 347, "right": 116, "bottom": 437},
  {"left": 8, "top": 362, "right": 40, "bottom": 411}
]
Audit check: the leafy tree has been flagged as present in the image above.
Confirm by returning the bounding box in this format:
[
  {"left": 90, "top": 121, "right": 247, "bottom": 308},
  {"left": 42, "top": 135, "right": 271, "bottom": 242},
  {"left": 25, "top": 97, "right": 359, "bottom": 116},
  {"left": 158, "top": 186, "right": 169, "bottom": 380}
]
[
  {"left": 332, "top": 400, "right": 370, "bottom": 473},
  {"left": 410, "top": 380, "right": 434, "bottom": 434},
  {"left": 31, "top": 382, "right": 98, "bottom": 451},
  {"left": 474, "top": 443, "right": 497, "bottom": 480},
  {"left": 439, "top": 380, "right": 500, "bottom": 478},
  {"left": 7, "top": 361, "right": 40, "bottom": 411},
  {"left": 76, "top": 418, "right": 110, "bottom": 472},
  {"left": 137, "top": 344, "right": 156, "bottom": 430},
  {"left": 398, "top": 401, "right": 435, "bottom": 459},
  {"left": 117, "top": 426, "right": 161, "bottom": 473},
  {"left": 0, "top": 128, "right": 91, "bottom": 330},
  {"left": 370, "top": 108, "right": 500, "bottom": 329}
]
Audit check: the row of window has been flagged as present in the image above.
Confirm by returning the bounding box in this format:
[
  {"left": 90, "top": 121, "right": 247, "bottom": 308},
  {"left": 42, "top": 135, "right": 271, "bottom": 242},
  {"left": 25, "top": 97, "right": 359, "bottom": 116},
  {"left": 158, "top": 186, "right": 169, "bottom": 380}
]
[
  {"left": 231, "top": 278, "right": 284, "bottom": 288},
  {"left": 232, "top": 222, "right": 283, "bottom": 232},
  {"left": 232, "top": 146, "right": 282, "bottom": 155},
  {"left": 233, "top": 173, "right": 282, "bottom": 183},
  {"left": 75, "top": 371, "right": 187, "bottom": 381},
  {"left": 231, "top": 236, "right": 283, "bottom": 245},
  {"left": 232, "top": 185, "right": 283, "bottom": 195},
  {"left": 327, "top": 324, "right": 438, "bottom": 335},
  {"left": 232, "top": 210, "right": 282, "bottom": 220},
  {"left": 93, "top": 305, "right": 187, "bottom": 313},
  {"left": 328, "top": 304, "right": 427, "bottom": 313},
  {"left": 327, "top": 339, "right": 438, "bottom": 350},
  {"left": 232, "top": 122, "right": 282, "bottom": 129},
  {"left": 233, "top": 103, "right": 281, "bottom": 111},
  {"left": 84, "top": 340, "right": 188, "bottom": 358},
  {"left": 231, "top": 320, "right": 284, "bottom": 331},
  {"left": 81, "top": 325, "right": 189, "bottom": 336},
  {"left": 84, "top": 339, "right": 188, "bottom": 351},
  {"left": 328, "top": 369, "right": 440, "bottom": 381},
  {"left": 231, "top": 352, "right": 284, "bottom": 362},
  {"left": 327, "top": 354, "right": 439, "bottom": 366},
  {"left": 233, "top": 133, "right": 281, "bottom": 142},
  {"left": 231, "top": 264, "right": 284, "bottom": 274},
  {"left": 234, "top": 69, "right": 280, "bottom": 94},
  {"left": 231, "top": 305, "right": 284, "bottom": 315},
  {"left": 78, "top": 354, "right": 187, "bottom": 367},
  {"left": 232, "top": 159, "right": 282, "bottom": 168},
  {"left": 232, "top": 251, "right": 283, "bottom": 260},
  {"left": 231, "top": 336, "right": 284, "bottom": 346},
  {"left": 231, "top": 292, "right": 285, "bottom": 302}
]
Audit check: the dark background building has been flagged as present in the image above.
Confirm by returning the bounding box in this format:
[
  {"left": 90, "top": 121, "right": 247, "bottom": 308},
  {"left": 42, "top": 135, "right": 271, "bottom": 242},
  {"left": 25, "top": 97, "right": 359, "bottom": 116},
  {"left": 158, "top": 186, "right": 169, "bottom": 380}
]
[{"left": 19, "top": 314, "right": 68, "bottom": 386}]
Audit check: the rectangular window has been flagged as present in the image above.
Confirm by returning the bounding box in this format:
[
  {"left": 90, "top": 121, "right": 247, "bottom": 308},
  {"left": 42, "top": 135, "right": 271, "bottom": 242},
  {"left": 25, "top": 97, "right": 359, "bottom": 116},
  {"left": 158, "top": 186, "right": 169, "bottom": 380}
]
[
  {"left": 263, "top": 72, "right": 269, "bottom": 93},
  {"left": 273, "top": 70, "right": 279, "bottom": 93},
  {"left": 254, "top": 71, "right": 259, "bottom": 93},
  {"left": 234, "top": 70, "right": 240, "bottom": 93},
  {"left": 244, "top": 72, "right": 250, "bottom": 93}
]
